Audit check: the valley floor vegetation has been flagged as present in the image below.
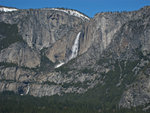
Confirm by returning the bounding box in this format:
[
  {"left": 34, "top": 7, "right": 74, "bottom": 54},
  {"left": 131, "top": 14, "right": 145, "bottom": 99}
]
[{"left": 0, "top": 91, "right": 150, "bottom": 113}]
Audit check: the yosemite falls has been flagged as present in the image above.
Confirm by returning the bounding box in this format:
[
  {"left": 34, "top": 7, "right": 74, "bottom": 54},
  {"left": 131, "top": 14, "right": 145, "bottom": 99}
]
[
  {"left": 69, "top": 32, "right": 81, "bottom": 60},
  {"left": 55, "top": 32, "right": 81, "bottom": 68}
]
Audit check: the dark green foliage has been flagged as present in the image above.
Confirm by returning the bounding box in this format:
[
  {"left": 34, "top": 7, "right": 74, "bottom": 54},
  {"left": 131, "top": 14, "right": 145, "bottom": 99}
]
[
  {"left": 135, "top": 47, "right": 148, "bottom": 60},
  {"left": 0, "top": 62, "right": 17, "bottom": 68},
  {"left": 0, "top": 57, "right": 141, "bottom": 113},
  {"left": 21, "top": 65, "right": 39, "bottom": 72},
  {"left": 80, "top": 68, "right": 95, "bottom": 74},
  {"left": 42, "top": 81, "right": 57, "bottom": 85},
  {"left": 0, "top": 91, "right": 98, "bottom": 113},
  {"left": 120, "top": 60, "right": 139, "bottom": 84},
  {"left": 54, "top": 57, "right": 78, "bottom": 73},
  {"left": 0, "top": 22, "right": 24, "bottom": 50},
  {"left": 0, "top": 60, "right": 141, "bottom": 113},
  {"left": 39, "top": 55, "right": 54, "bottom": 72},
  {"left": 19, "top": 55, "right": 54, "bottom": 72},
  {"left": 54, "top": 60, "right": 140, "bottom": 111},
  {"left": 97, "top": 58, "right": 110, "bottom": 65},
  {"left": 55, "top": 54, "right": 85, "bottom": 73},
  {"left": 0, "top": 79, "right": 15, "bottom": 83},
  {"left": 62, "top": 81, "right": 88, "bottom": 88},
  {"left": 76, "top": 60, "right": 139, "bottom": 110},
  {"left": 55, "top": 65, "right": 71, "bottom": 73},
  {"left": 0, "top": 91, "right": 150, "bottom": 113},
  {"left": 0, "top": 62, "right": 38, "bottom": 72},
  {"left": 37, "top": 48, "right": 55, "bottom": 72}
]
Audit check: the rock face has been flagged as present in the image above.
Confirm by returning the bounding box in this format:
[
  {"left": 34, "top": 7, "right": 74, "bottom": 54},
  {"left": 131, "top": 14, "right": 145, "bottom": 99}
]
[
  {"left": 0, "top": 6, "right": 150, "bottom": 109},
  {"left": 0, "top": 8, "right": 87, "bottom": 63},
  {"left": 0, "top": 42, "right": 40, "bottom": 68},
  {"left": 119, "top": 62, "right": 150, "bottom": 108}
]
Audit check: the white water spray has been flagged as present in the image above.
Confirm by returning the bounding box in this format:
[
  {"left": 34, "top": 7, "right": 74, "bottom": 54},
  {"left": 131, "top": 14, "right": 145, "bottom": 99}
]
[
  {"left": 26, "top": 85, "right": 30, "bottom": 94},
  {"left": 55, "top": 32, "right": 81, "bottom": 68},
  {"left": 55, "top": 62, "right": 65, "bottom": 68},
  {"left": 69, "top": 32, "right": 81, "bottom": 60}
]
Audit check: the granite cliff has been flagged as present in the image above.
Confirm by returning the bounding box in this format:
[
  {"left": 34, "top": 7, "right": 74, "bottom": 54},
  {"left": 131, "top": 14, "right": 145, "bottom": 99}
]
[{"left": 0, "top": 6, "right": 150, "bottom": 110}]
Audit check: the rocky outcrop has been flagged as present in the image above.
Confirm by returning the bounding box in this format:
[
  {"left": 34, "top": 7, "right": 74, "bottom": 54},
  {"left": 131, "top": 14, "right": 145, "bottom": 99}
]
[
  {"left": 18, "top": 9, "right": 85, "bottom": 51},
  {"left": 0, "top": 6, "right": 150, "bottom": 109},
  {"left": 119, "top": 60, "right": 150, "bottom": 108},
  {"left": 71, "top": 6, "right": 150, "bottom": 69},
  {"left": 62, "top": 6, "right": 150, "bottom": 108},
  {"left": 0, "top": 42, "right": 40, "bottom": 68},
  {"left": 0, "top": 8, "right": 87, "bottom": 63},
  {"left": 46, "top": 30, "right": 82, "bottom": 63},
  {"left": 0, "top": 66, "right": 100, "bottom": 96},
  {"left": 119, "top": 76, "right": 150, "bottom": 108}
]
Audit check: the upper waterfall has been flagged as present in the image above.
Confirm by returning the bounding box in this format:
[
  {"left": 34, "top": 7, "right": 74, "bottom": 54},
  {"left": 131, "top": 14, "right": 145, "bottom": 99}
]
[
  {"left": 69, "top": 32, "right": 81, "bottom": 60},
  {"left": 55, "top": 32, "right": 81, "bottom": 68}
]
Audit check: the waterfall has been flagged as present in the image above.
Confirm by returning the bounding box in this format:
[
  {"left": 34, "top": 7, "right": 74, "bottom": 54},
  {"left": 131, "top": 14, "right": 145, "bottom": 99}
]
[
  {"left": 26, "top": 85, "right": 30, "bottom": 94},
  {"left": 55, "top": 32, "right": 81, "bottom": 68},
  {"left": 69, "top": 32, "right": 81, "bottom": 60},
  {"left": 55, "top": 62, "right": 65, "bottom": 68}
]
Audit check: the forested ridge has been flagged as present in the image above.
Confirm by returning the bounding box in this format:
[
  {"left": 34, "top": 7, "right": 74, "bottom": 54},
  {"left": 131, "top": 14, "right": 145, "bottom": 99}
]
[{"left": 0, "top": 91, "right": 150, "bottom": 113}]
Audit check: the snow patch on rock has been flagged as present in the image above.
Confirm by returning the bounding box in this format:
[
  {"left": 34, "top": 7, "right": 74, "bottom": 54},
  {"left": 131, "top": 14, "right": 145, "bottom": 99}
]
[
  {"left": 0, "top": 7, "right": 18, "bottom": 12},
  {"left": 51, "top": 8, "right": 90, "bottom": 20}
]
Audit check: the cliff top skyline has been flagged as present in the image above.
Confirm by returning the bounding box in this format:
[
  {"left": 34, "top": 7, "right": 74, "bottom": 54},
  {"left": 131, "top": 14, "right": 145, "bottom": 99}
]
[{"left": 0, "top": 0, "right": 150, "bottom": 17}]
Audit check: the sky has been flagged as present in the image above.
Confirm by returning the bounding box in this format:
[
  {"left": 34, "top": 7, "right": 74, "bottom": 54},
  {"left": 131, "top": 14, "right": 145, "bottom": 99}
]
[{"left": 0, "top": 0, "right": 150, "bottom": 17}]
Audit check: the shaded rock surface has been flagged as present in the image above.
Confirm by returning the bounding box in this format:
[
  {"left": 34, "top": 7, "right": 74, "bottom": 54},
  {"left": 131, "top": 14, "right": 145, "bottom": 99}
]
[
  {"left": 0, "top": 42, "right": 40, "bottom": 68},
  {"left": 0, "top": 6, "right": 150, "bottom": 109}
]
